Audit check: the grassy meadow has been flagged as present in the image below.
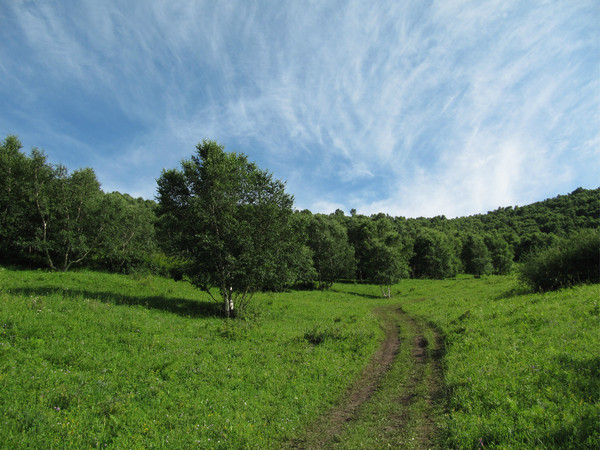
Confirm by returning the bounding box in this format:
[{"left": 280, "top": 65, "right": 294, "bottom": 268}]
[
  {"left": 396, "top": 277, "right": 600, "bottom": 448},
  {"left": 1, "top": 267, "right": 598, "bottom": 448},
  {"left": 0, "top": 268, "right": 382, "bottom": 448}
]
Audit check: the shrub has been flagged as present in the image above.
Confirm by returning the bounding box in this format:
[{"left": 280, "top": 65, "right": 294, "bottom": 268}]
[{"left": 519, "top": 228, "right": 600, "bottom": 291}]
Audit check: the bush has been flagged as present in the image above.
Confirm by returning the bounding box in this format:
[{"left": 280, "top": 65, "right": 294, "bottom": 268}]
[{"left": 519, "top": 228, "right": 600, "bottom": 291}]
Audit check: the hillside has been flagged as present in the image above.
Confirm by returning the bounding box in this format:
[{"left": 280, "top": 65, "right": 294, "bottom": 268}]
[{"left": 1, "top": 269, "right": 598, "bottom": 447}]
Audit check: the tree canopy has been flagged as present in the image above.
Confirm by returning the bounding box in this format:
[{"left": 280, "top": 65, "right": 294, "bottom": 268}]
[
  {"left": 0, "top": 135, "right": 156, "bottom": 271},
  {"left": 306, "top": 213, "right": 356, "bottom": 289},
  {"left": 156, "top": 140, "right": 296, "bottom": 316}
]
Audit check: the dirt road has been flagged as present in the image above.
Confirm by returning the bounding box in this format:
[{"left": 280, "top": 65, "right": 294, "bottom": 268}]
[{"left": 289, "top": 305, "right": 446, "bottom": 448}]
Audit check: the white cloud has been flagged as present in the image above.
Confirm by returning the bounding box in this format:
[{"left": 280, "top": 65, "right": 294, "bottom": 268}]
[
  {"left": 1, "top": 0, "right": 597, "bottom": 216},
  {"left": 310, "top": 200, "right": 348, "bottom": 215}
]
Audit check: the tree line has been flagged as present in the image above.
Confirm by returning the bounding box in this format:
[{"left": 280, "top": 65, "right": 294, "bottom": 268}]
[
  {"left": 0, "top": 135, "right": 156, "bottom": 272},
  {"left": 1, "top": 135, "right": 598, "bottom": 311}
]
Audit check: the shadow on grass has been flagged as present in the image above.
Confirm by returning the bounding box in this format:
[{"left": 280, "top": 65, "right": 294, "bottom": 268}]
[
  {"left": 330, "top": 288, "right": 382, "bottom": 300},
  {"left": 553, "top": 354, "right": 600, "bottom": 400},
  {"left": 495, "top": 284, "right": 533, "bottom": 300},
  {"left": 10, "top": 286, "right": 221, "bottom": 318},
  {"left": 538, "top": 355, "right": 599, "bottom": 448}
]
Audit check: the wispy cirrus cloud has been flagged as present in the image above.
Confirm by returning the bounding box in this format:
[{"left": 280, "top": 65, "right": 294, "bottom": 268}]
[{"left": 0, "top": 0, "right": 597, "bottom": 214}]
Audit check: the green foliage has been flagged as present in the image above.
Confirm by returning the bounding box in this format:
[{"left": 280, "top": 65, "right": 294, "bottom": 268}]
[
  {"left": 0, "top": 135, "right": 36, "bottom": 263},
  {"left": 484, "top": 233, "right": 513, "bottom": 275},
  {"left": 1, "top": 134, "right": 598, "bottom": 286},
  {"left": 519, "top": 228, "right": 600, "bottom": 291},
  {"left": 156, "top": 140, "right": 297, "bottom": 315},
  {"left": 141, "top": 251, "right": 189, "bottom": 279},
  {"left": 93, "top": 192, "right": 157, "bottom": 272},
  {"left": 346, "top": 214, "right": 373, "bottom": 281},
  {"left": 515, "top": 231, "right": 560, "bottom": 261},
  {"left": 28, "top": 152, "right": 105, "bottom": 271},
  {"left": 416, "top": 187, "right": 599, "bottom": 263},
  {"left": 306, "top": 214, "right": 356, "bottom": 289},
  {"left": 303, "top": 322, "right": 344, "bottom": 345},
  {"left": 410, "top": 228, "right": 459, "bottom": 279},
  {"left": 461, "top": 234, "right": 493, "bottom": 277},
  {"left": 0, "top": 135, "right": 158, "bottom": 272},
  {"left": 286, "top": 212, "right": 317, "bottom": 289},
  {"left": 359, "top": 215, "right": 410, "bottom": 297}
]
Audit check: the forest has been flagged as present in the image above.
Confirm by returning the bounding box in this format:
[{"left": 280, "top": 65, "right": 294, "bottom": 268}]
[{"left": 1, "top": 134, "right": 599, "bottom": 304}]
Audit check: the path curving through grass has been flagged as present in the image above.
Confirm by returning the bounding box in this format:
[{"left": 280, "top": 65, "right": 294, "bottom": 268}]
[{"left": 289, "top": 304, "right": 447, "bottom": 449}]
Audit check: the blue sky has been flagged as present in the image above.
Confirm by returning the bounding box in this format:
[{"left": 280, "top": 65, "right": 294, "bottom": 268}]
[{"left": 1, "top": 0, "right": 598, "bottom": 218}]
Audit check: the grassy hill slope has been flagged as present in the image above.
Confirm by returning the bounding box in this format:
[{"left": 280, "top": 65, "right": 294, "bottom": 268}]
[
  {"left": 0, "top": 269, "right": 380, "bottom": 448},
  {"left": 1, "top": 268, "right": 598, "bottom": 447}
]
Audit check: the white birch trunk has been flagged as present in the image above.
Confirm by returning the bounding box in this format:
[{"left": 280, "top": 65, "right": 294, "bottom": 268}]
[{"left": 223, "top": 286, "right": 234, "bottom": 317}]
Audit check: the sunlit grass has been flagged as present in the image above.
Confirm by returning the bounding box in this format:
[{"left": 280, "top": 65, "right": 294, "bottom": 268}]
[
  {"left": 0, "top": 268, "right": 381, "bottom": 448},
  {"left": 1, "top": 269, "right": 598, "bottom": 447},
  {"left": 399, "top": 275, "right": 600, "bottom": 448}
]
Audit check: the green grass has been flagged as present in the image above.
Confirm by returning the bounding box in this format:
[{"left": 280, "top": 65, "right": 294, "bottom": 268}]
[
  {"left": 0, "top": 268, "right": 381, "bottom": 448},
  {"left": 396, "top": 275, "right": 600, "bottom": 448},
  {"left": 1, "top": 269, "right": 598, "bottom": 448}
]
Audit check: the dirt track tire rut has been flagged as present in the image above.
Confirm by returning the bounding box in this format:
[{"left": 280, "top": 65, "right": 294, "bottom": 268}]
[{"left": 288, "top": 305, "right": 445, "bottom": 449}]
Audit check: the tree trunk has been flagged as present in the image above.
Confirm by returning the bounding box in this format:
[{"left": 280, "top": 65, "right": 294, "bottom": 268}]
[
  {"left": 223, "top": 286, "right": 234, "bottom": 317},
  {"left": 380, "top": 285, "right": 391, "bottom": 298}
]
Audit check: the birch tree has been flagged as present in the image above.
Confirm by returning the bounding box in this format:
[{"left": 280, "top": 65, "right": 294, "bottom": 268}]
[
  {"left": 0, "top": 135, "right": 36, "bottom": 262},
  {"left": 30, "top": 151, "right": 105, "bottom": 271},
  {"left": 361, "top": 216, "right": 410, "bottom": 297},
  {"left": 156, "top": 140, "right": 295, "bottom": 317}
]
